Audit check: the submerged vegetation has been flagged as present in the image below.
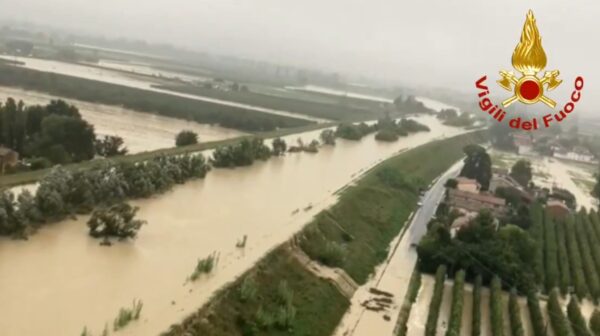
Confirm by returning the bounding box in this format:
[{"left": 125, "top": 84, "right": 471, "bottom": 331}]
[
  {"left": 190, "top": 253, "right": 219, "bottom": 281},
  {"left": 0, "top": 154, "right": 209, "bottom": 237},
  {"left": 113, "top": 299, "right": 144, "bottom": 331},
  {"left": 87, "top": 203, "right": 146, "bottom": 244}
]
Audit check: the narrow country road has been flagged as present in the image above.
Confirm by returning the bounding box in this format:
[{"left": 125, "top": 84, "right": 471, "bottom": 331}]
[{"left": 333, "top": 159, "right": 464, "bottom": 336}]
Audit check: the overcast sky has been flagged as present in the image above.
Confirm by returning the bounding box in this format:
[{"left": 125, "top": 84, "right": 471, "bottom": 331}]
[{"left": 1, "top": 0, "right": 598, "bottom": 112}]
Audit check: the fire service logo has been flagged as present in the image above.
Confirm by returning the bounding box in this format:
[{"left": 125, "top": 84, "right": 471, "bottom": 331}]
[{"left": 475, "top": 10, "right": 584, "bottom": 130}]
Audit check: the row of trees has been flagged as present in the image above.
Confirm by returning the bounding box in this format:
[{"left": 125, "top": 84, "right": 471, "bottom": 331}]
[
  {"left": 540, "top": 210, "right": 600, "bottom": 299},
  {"left": 0, "top": 154, "right": 209, "bottom": 237},
  {"left": 445, "top": 269, "right": 465, "bottom": 336},
  {"left": 424, "top": 265, "right": 446, "bottom": 336},
  {"left": 375, "top": 117, "right": 430, "bottom": 142}
]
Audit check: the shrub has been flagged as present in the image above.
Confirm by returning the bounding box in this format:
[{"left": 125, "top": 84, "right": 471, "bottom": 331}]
[
  {"left": 319, "top": 129, "right": 336, "bottom": 145},
  {"left": 190, "top": 253, "right": 218, "bottom": 281},
  {"left": 175, "top": 130, "right": 199, "bottom": 147},
  {"left": 445, "top": 269, "right": 465, "bottom": 336},
  {"left": 489, "top": 276, "right": 504, "bottom": 336},
  {"left": 425, "top": 264, "right": 446, "bottom": 336},
  {"left": 472, "top": 275, "right": 482, "bottom": 336},
  {"left": 87, "top": 203, "right": 146, "bottom": 243},
  {"left": 113, "top": 299, "right": 143, "bottom": 331},
  {"left": 375, "top": 129, "right": 399, "bottom": 142},
  {"left": 548, "top": 288, "right": 574, "bottom": 336},
  {"left": 509, "top": 288, "right": 524, "bottom": 336},
  {"left": 567, "top": 296, "right": 591, "bottom": 336}
]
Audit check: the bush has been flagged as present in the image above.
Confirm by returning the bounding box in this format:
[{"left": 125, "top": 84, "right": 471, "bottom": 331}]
[
  {"left": 175, "top": 130, "right": 199, "bottom": 147},
  {"left": 489, "top": 276, "right": 504, "bottom": 336},
  {"left": 113, "top": 299, "right": 143, "bottom": 331},
  {"left": 590, "top": 309, "right": 600, "bottom": 336},
  {"left": 472, "top": 275, "right": 482, "bottom": 336},
  {"left": 445, "top": 269, "right": 465, "bottom": 336},
  {"left": 319, "top": 129, "right": 336, "bottom": 145},
  {"left": 87, "top": 203, "right": 146, "bottom": 242},
  {"left": 527, "top": 290, "right": 546, "bottom": 336},
  {"left": 375, "top": 129, "right": 399, "bottom": 142},
  {"left": 425, "top": 265, "right": 446, "bottom": 336},
  {"left": 211, "top": 138, "right": 272, "bottom": 168},
  {"left": 271, "top": 138, "right": 287, "bottom": 156},
  {"left": 567, "top": 296, "right": 591, "bottom": 336},
  {"left": 509, "top": 288, "right": 524, "bottom": 336},
  {"left": 548, "top": 288, "right": 574, "bottom": 336},
  {"left": 190, "top": 253, "right": 218, "bottom": 281}
]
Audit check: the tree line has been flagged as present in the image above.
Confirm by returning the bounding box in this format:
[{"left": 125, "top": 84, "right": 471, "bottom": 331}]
[
  {"left": 0, "top": 97, "right": 129, "bottom": 172},
  {"left": 0, "top": 154, "right": 209, "bottom": 237}
]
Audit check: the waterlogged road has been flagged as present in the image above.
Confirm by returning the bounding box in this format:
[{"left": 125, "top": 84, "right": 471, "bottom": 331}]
[
  {"left": 0, "top": 117, "right": 466, "bottom": 336},
  {"left": 0, "top": 86, "right": 246, "bottom": 153},
  {"left": 0, "top": 55, "right": 327, "bottom": 123},
  {"left": 332, "top": 159, "right": 464, "bottom": 336}
]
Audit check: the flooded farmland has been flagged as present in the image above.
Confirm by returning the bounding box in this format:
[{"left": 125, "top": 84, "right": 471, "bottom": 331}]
[
  {"left": 0, "top": 86, "right": 246, "bottom": 153},
  {"left": 0, "top": 116, "right": 464, "bottom": 336}
]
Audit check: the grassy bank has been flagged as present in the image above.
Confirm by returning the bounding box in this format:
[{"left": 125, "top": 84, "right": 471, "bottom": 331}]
[
  {"left": 155, "top": 83, "right": 384, "bottom": 121},
  {"left": 0, "top": 64, "right": 313, "bottom": 132},
  {"left": 162, "top": 130, "right": 487, "bottom": 336},
  {"left": 0, "top": 122, "right": 336, "bottom": 188},
  {"left": 299, "top": 130, "right": 488, "bottom": 284}
]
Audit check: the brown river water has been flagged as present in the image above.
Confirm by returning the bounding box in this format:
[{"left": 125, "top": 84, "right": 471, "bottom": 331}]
[{"left": 0, "top": 116, "right": 464, "bottom": 336}]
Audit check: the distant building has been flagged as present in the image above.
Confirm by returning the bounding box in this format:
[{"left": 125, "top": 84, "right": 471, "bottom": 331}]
[
  {"left": 514, "top": 134, "right": 533, "bottom": 155},
  {"left": 447, "top": 189, "right": 508, "bottom": 218},
  {"left": 552, "top": 146, "right": 597, "bottom": 163},
  {"left": 546, "top": 199, "right": 571, "bottom": 220},
  {"left": 455, "top": 177, "right": 481, "bottom": 193},
  {"left": 0, "top": 146, "right": 18, "bottom": 174}
]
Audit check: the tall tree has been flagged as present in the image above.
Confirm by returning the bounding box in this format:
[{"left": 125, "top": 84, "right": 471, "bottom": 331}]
[
  {"left": 510, "top": 159, "right": 533, "bottom": 187},
  {"left": 460, "top": 144, "right": 492, "bottom": 190}
]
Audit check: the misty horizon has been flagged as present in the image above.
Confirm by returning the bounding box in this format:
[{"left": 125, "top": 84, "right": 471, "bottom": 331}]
[{"left": 1, "top": 0, "right": 599, "bottom": 113}]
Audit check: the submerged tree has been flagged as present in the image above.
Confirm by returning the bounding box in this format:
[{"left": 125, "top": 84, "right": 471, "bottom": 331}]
[
  {"left": 460, "top": 145, "right": 492, "bottom": 190},
  {"left": 175, "top": 130, "right": 199, "bottom": 147},
  {"left": 87, "top": 203, "right": 146, "bottom": 243},
  {"left": 510, "top": 160, "right": 533, "bottom": 187},
  {"left": 95, "top": 135, "right": 128, "bottom": 157}
]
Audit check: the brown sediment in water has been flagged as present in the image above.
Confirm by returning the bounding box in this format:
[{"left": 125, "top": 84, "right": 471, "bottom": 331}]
[{"left": 0, "top": 116, "right": 465, "bottom": 336}]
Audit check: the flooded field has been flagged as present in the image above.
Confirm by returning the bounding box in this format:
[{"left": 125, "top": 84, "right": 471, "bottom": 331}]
[
  {"left": 490, "top": 149, "right": 598, "bottom": 210},
  {"left": 0, "top": 117, "right": 464, "bottom": 336},
  {"left": 0, "top": 86, "right": 245, "bottom": 153},
  {"left": 0, "top": 55, "right": 327, "bottom": 122},
  {"left": 95, "top": 60, "right": 209, "bottom": 83}
]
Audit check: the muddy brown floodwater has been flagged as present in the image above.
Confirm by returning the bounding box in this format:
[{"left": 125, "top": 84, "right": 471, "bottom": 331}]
[
  {"left": 0, "top": 116, "right": 464, "bottom": 336},
  {"left": 0, "top": 86, "right": 246, "bottom": 153}
]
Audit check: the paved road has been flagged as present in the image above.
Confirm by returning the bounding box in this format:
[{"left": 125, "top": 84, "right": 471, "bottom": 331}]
[{"left": 333, "top": 159, "right": 464, "bottom": 336}]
